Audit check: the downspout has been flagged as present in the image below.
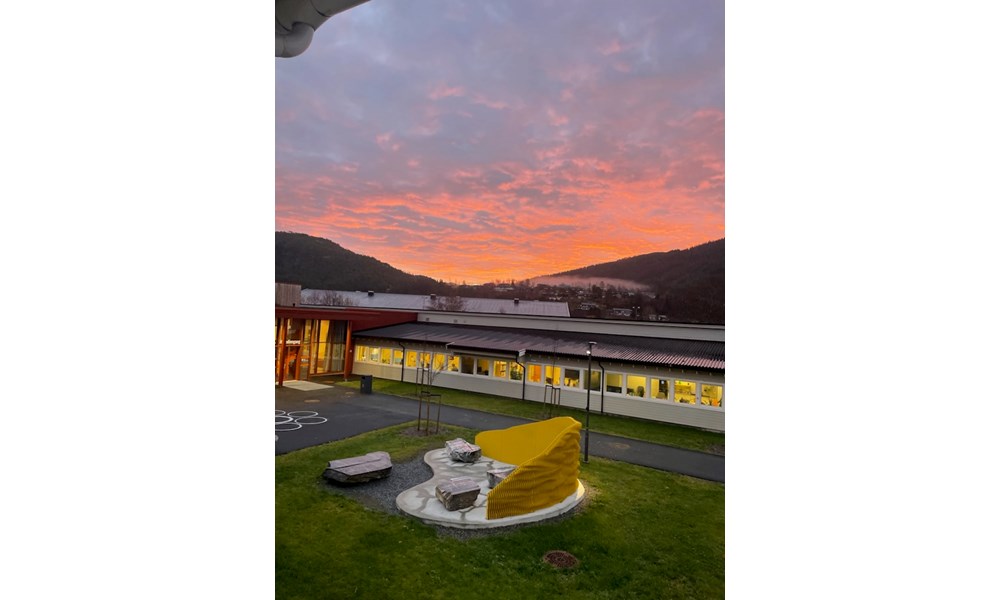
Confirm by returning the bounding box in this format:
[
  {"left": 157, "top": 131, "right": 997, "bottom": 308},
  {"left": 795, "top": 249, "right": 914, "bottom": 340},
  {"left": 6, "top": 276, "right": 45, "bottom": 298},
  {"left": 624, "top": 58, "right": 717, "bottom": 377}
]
[
  {"left": 515, "top": 353, "right": 526, "bottom": 402},
  {"left": 598, "top": 361, "right": 606, "bottom": 415},
  {"left": 398, "top": 342, "right": 406, "bottom": 382},
  {"left": 344, "top": 321, "right": 353, "bottom": 381}
]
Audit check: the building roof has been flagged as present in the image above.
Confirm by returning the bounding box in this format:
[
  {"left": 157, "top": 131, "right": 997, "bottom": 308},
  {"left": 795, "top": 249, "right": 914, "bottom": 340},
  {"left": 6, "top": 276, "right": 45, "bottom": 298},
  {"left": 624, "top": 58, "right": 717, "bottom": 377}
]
[
  {"left": 354, "top": 322, "right": 724, "bottom": 372},
  {"left": 301, "top": 289, "right": 571, "bottom": 317}
]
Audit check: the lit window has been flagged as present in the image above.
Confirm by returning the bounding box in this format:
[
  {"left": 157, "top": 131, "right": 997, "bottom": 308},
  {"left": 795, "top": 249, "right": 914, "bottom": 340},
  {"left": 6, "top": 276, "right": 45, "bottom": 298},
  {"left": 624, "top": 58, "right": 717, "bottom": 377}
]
[
  {"left": 544, "top": 365, "right": 561, "bottom": 385},
  {"left": 626, "top": 375, "right": 646, "bottom": 397},
  {"left": 380, "top": 348, "right": 392, "bottom": 365},
  {"left": 476, "top": 358, "right": 490, "bottom": 376},
  {"left": 510, "top": 363, "right": 524, "bottom": 381},
  {"left": 418, "top": 352, "right": 431, "bottom": 369},
  {"left": 675, "top": 380, "right": 696, "bottom": 404},
  {"left": 405, "top": 351, "right": 417, "bottom": 368},
  {"left": 493, "top": 361, "right": 509, "bottom": 379},
  {"left": 370, "top": 347, "right": 381, "bottom": 363},
  {"left": 447, "top": 355, "right": 460, "bottom": 372},
  {"left": 356, "top": 345, "right": 370, "bottom": 362},
  {"left": 701, "top": 384, "right": 723, "bottom": 407},
  {"left": 652, "top": 379, "right": 669, "bottom": 400},
  {"left": 314, "top": 320, "right": 347, "bottom": 375},
  {"left": 432, "top": 353, "right": 446, "bottom": 371},
  {"left": 392, "top": 350, "right": 403, "bottom": 365},
  {"left": 285, "top": 319, "right": 303, "bottom": 342},
  {"left": 606, "top": 373, "right": 623, "bottom": 394},
  {"left": 586, "top": 371, "right": 602, "bottom": 391},
  {"left": 563, "top": 369, "right": 580, "bottom": 388},
  {"left": 527, "top": 364, "right": 542, "bottom": 383}
]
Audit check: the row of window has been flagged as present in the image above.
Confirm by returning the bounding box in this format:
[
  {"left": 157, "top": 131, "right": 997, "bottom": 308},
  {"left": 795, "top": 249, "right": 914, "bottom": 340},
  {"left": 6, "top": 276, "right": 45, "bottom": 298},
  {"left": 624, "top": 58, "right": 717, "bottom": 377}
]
[{"left": 353, "top": 345, "right": 723, "bottom": 408}]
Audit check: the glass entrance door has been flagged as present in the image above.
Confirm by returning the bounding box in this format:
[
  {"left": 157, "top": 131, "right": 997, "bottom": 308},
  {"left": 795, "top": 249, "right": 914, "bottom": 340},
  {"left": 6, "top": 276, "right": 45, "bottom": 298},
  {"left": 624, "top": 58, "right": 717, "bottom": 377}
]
[{"left": 283, "top": 346, "right": 300, "bottom": 381}]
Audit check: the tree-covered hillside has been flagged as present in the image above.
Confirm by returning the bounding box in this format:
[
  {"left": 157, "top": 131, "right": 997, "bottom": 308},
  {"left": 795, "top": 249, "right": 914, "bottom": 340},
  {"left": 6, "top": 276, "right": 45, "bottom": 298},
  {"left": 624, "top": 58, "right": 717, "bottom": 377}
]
[
  {"left": 550, "top": 239, "right": 725, "bottom": 324},
  {"left": 275, "top": 232, "right": 450, "bottom": 294}
]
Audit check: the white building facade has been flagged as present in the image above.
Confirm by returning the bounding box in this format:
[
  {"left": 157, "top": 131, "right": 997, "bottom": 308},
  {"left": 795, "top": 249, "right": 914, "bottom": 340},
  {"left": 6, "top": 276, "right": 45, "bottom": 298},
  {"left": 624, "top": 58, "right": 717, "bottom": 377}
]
[{"left": 350, "top": 311, "right": 724, "bottom": 432}]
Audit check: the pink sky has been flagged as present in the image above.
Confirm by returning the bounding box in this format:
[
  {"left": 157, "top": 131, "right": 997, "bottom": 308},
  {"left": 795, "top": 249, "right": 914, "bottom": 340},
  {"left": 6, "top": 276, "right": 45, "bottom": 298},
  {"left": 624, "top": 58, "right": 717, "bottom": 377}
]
[{"left": 276, "top": 0, "right": 724, "bottom": 284}]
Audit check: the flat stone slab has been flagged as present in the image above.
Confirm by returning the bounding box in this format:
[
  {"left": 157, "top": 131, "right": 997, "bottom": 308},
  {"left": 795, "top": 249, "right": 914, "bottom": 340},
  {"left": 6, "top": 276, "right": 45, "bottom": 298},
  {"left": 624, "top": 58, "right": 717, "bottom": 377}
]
[
  {"left": 395, "top": 449, "right": 585, "bottom": 529},
  {"left": 435, "top": 477, "right": 481, "bottom": 511},
  {"left": 323, "top": 451, "right": 392, "bottom": 484},
  {"left": 445, "top": 438, "right": 482, "bottom": 463},
  {"left": 487, "top": 466, "right": 515, "bottom": 489}
]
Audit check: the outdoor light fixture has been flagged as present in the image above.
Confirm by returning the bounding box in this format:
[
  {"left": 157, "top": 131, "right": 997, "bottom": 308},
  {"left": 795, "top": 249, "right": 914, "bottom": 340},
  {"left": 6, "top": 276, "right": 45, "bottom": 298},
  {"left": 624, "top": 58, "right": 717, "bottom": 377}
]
[{"left": 585, "top": 341, "right": 596, "bottom": 462}]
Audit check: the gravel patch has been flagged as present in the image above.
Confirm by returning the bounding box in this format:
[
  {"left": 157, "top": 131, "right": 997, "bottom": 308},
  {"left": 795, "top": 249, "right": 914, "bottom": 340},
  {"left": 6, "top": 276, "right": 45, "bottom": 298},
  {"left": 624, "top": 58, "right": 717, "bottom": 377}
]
[
  {"left": 320, "top": 454, "right": 590, "bottom": 540},
  {"left": 322, "top": 455, "right": 433, "bottom": 514}
]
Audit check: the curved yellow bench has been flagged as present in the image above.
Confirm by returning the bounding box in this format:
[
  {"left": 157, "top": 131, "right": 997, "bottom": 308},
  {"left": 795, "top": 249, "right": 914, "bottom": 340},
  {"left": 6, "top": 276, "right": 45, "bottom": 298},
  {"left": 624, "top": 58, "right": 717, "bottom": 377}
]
[{"left": 474, "top": 416, "right": 582, "bottom": 520}]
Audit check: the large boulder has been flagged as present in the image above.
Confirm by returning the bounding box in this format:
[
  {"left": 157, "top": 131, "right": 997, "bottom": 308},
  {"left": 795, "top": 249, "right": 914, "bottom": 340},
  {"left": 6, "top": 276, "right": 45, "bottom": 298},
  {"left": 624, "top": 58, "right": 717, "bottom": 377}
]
[
  {"left": 435, "top": 477, "right": 481, "bottom": 511},
  {"left": 487, "top": 466, "right": 515, "bottom": 489},
  {"left": 445, "top": 438, "right": 482, "bottom": 463},
  {"left": 322, "top": 451, "right": 392, "bottom": 484}
]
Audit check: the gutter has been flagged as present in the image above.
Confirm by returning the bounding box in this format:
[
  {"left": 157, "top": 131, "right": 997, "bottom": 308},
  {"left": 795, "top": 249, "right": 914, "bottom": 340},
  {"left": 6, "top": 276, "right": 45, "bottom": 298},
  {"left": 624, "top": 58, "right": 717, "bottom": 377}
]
[
  {"left": 598, "top": 361, "right": 606, "bottom": 415},
  {"left": 397, "top": 342, "right": 406, "bottom": 382},
  {"left": 515, "top": 352, "right": 526, "bottom": 402}
]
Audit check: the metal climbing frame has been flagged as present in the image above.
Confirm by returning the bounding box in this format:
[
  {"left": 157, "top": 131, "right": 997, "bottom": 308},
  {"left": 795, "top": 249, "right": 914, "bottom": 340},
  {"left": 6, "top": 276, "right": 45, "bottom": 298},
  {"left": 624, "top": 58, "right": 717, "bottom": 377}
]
[
  {"left": 415, "top": 366, "right": 442, "bottom": 433},
  {"left": 543, "top": 384, "right": 561, "bottom": 419}
]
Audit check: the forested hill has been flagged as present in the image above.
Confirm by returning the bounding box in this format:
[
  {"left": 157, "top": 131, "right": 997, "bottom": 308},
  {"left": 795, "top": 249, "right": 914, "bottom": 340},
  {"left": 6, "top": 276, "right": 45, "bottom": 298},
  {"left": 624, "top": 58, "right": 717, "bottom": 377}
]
[
  {"left": 276, "top": 231, "right": 724, "bottom": 324},
  {"left": 549, "top": 239, "right": 725, "bottom": 324},
  {"left": 275, "top": 232, "right": 450, "bottom": 294},
  {"left": 551, "top": 239, "right": 724, "bottom": 286}
]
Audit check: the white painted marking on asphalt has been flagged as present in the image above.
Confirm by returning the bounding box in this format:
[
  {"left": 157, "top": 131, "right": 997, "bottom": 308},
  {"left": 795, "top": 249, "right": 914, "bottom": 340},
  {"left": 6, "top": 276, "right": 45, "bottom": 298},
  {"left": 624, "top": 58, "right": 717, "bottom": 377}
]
[{"left": 274, "top": 410, "right": 328, "bottom": 436}]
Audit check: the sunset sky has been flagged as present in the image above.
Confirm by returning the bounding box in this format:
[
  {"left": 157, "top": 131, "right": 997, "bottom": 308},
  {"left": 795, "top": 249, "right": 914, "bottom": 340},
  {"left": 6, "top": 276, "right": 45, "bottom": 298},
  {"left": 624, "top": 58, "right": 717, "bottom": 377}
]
[{"left": 276, "top": 0, "right": 724, "bottom": 284}]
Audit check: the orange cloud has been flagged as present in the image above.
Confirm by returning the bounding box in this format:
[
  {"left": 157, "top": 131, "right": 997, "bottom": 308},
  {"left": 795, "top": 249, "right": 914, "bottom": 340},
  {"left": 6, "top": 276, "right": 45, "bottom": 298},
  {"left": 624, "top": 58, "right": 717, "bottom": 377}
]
[{"left": 275, "top": 1, "right": 724, "bottom": 284}]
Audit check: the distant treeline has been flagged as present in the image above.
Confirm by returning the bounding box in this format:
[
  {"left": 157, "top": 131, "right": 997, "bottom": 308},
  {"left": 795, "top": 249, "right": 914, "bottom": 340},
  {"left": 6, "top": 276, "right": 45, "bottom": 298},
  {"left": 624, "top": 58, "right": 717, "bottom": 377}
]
[{"left": 275, "top": 232, "right": 724, "bottom": 324}]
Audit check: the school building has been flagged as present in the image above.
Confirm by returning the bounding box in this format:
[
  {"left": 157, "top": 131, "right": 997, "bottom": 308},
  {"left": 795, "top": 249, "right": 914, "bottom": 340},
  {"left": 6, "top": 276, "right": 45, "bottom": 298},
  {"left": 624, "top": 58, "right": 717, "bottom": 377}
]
[{"left": 275, "top": 283, "right": 724, "bottom": 432}]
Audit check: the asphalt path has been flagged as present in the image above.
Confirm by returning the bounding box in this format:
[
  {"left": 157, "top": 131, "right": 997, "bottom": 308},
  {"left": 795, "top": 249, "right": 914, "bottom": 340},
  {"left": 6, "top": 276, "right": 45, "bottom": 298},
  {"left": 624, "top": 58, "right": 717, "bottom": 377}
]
[{"left": 275, "top": 382, "right": 724, "bottom": 483}]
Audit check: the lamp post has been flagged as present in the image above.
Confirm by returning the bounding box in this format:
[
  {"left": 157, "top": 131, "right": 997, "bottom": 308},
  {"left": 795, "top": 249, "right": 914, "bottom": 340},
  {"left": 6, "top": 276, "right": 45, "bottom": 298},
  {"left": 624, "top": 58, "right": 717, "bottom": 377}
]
[{"left": 585, "top": 341, "right": 596, "bottom": 463}]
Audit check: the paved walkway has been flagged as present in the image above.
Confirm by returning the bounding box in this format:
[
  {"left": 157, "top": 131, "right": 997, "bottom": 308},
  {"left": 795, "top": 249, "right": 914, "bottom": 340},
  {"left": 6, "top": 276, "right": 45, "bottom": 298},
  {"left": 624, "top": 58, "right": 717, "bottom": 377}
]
[{"left": 275, "top": 380, "right": 725, "bottom": 483}]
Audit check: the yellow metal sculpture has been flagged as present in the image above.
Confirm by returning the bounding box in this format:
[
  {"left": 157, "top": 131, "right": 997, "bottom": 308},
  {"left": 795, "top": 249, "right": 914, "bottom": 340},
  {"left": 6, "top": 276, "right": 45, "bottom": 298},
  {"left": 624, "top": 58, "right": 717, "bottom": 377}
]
[{"left": 474, "top": 416, "right": 582, "bottom": 520}]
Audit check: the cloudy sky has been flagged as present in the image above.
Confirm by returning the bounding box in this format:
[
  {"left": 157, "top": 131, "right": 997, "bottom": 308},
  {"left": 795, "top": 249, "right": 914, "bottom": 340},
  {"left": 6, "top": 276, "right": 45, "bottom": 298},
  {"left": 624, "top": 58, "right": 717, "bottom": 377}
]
[{"left": 276, "top": 0, "right": 724, "bottom": 284}]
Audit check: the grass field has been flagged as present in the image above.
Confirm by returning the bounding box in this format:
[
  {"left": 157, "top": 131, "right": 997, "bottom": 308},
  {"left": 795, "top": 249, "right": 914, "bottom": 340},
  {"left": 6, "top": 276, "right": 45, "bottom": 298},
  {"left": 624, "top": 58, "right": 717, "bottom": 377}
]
[
  {"left": 276, "top": 423, "right": 725, "bottom": 600},
  {"left": 335, "top": 377, "right": 725, "bottom": 454}
]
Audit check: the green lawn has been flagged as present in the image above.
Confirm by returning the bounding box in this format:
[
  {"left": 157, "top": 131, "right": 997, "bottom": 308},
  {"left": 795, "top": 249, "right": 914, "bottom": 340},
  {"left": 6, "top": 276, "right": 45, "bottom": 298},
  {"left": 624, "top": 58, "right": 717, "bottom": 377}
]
[
  {"left": 336, "top": 377, "right": 724, "bottom": 454},
  {"left": 276, "top": 423, "right": 725, "bottom": 600}
]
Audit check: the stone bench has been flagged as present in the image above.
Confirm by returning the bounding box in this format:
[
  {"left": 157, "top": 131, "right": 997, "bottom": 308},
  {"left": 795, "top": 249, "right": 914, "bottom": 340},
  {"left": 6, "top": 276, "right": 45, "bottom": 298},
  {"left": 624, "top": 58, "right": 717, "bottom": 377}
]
[
  {"left": 487, "top": 466, "right": 515, "bottom": 489},
  {"left": 322, "top": 451, "right": 392, "bottom": 484},
  {"left": 435, "top": 476, "right": 482, "bottom": 511},
  {"left": 444, "top": 438, "right": 482, "bottom": 463}
]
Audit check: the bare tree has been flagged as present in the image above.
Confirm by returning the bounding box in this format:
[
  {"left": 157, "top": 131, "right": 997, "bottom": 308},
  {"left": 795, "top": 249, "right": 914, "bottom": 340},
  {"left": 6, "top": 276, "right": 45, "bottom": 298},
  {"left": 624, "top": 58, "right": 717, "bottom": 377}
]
[
  {"left": 429, "top": 295, "right": 466, "bottom": 311},
  {"left": 310, "top": 290, "right": 355, "bottom": 306}
]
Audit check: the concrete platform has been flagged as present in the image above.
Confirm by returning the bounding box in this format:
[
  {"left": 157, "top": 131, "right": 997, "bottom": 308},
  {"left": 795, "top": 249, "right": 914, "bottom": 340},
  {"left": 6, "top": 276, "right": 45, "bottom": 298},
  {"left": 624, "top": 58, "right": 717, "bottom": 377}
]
[{"left": 396, "top": 448, "right": 585, "bottom": 529}]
